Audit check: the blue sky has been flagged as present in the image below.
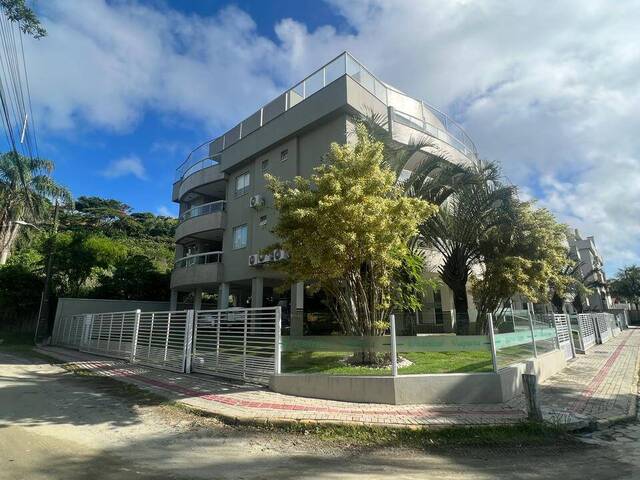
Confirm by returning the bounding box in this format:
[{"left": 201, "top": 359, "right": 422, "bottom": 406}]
[{"left": 14, "top": 0, "right": 640, "bottom": 275}]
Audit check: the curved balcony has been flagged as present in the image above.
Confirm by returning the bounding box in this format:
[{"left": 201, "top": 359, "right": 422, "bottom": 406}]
[
  {"left": 175, "top": 201, "right": 226, "bottom": 243},
  {"left": 174, "top": 52, "right": 478, "bottom": 182},
  {"left": 174, "top": 162, "right": 226, "bottom": 202},
  {"left": 171, "top": 251, "right": 223, "bottom": 289}
]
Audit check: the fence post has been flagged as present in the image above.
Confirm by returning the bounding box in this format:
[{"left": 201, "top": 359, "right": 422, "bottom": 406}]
[
  {"left": 164, "top": 312, "right": 172, "bottom": 362},
  {"left": 242, "top": 310, "right": 248, "bottom": 380},
  {"left": 390, "top": 313, "right": 398, "bottom": 377},
  {"left": 130, "top": 309, "right": 141, "bottom": 362},
  {"left": 216, "top": 311, "right": 221, "bottom": 369},
  {"left": 566, "top": 314, "right": 576, "bottom": 358},
  {"left": 527, "top": 303, "right": 538, "bottom": 358},
  {"left": 82, "top": 314, "right": 92, "bottom": 349},
  {"left": 183, "top": 309, "right": 194, "bottom": 374},
  {"left": 487, "top": 313, "right": 499, "bottom": 373},
  {"left": 522, "top": 373, "right": 543, "bottom": 422},
  {"left": 274, "top": 306, "right": 282, "bottom": 375}
]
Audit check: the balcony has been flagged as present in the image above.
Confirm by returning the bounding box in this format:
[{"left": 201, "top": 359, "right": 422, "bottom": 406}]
[
  {"left": 175, "top": 201, "right": 226, "bottom": 243},
  {"left": 180, "top": 200, "right": 225, "bottom": 222},
  {"left": 175, "top": 52, "right": 478, "bottom": 182},
  {"left": 171, "top": 251, "right": 224, "bottom": 288}
]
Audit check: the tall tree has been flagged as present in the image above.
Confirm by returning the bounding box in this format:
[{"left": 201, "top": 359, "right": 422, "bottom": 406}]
[
  {"left": 610, "top": 265, "right": 640, "bottom": 310},
  {"left": 0, "top": 152, "right": 70, "bottom": 264},
  {"left": 267, "top": 124, "right": 436, "bottom": 344},
  {"left": 471, "top": 203, "right": 571, "bottom": 332},
  {"left": 418, "top": 161, "right": 516, "bottom": 334}
]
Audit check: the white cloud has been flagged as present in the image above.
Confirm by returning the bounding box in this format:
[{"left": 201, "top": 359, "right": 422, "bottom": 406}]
[
  {"left": 101, "top": 155, "right": 146, "bottom": 180},
  {"left": 25, "top": 1, "right": 287, "bottom": 132},
  {"left": 24, "top": 0, "right": 640, "bottom": 273},
  {"left": 271, "top": 0, "right": 640, "bottom": 274},
  {"left": 156, "top": 205, "right": 176, "bottom": 218}
]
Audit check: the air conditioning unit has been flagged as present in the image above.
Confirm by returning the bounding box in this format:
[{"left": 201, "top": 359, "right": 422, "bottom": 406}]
[
  {"left": 248, "top": 254, "right": 259, "bottom": 267},
  {"left": 272, "top": 249, "right": 289, "bottom": 261},
  {"left": 258, "top": 252, "right": 272, "bottom": 264},
  {"left": 249, "top": 195, "right": 265, "bottom": 209}
]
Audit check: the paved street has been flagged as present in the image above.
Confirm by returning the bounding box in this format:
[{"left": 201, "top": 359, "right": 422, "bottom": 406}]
[
  {"left": 1, "top": 348, "right": 639, "bottom": 479},
  {"left": 37, "top": 328, "right": 639, "bottom": 428}
]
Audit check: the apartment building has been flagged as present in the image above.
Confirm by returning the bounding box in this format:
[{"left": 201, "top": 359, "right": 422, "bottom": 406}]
[
  {"left": 169, "top": 52, "right": 478, "bottom": 334},
  {"left": 567, "top": 229, "right": 612, "bottom": 311}
]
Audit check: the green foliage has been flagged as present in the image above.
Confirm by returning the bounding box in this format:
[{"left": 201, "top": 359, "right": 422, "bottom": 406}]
[
  {"left": 92, "top": 254, "right": 171, "bottom": 301},
  {"left": 0, "top": 151, "right": 71, "bottom": 264},
  {"left": 62, "top": 196, "right": 177, "bottom": 241},
  {"left": 267, "top": 124, "right": 437, "bottom": 336},
  {"left": 0, "top": 0, "right": 47, "bottom": 38},
  {"left": 418, "top": 161, "right": 517, "bottom": 334},
  {"left": 471, "top": 203, "right": 571, "bottom": 331},
  {"left": 0, "top": 262, "right": 42, "bottom": 320},
  {"left": 610, "top": 265, "right": 640, "bottom": 307},
  {"left": 50, "top": 232, "right": 124, "bottom": 297},
  {"left": 392, "top": 251, "right": 437, "bottom": 313}
]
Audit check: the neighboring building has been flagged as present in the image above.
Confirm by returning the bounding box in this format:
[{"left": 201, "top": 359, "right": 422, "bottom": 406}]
[
  {"left": 567, "top": 229, "right": 612, "bottom": 311},
  {"left": 169, "top": 52, "right": 478, "bottom": 334}
]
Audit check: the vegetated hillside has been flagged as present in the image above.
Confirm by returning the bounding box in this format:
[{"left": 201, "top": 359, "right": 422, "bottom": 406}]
[{"left": 0, "top": 196, "right": 178, "bottom": 330}]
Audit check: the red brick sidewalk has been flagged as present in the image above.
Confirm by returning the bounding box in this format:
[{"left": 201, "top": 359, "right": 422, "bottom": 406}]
[{"left": 36, "top": 328, "right": 639, "bottom": 428}]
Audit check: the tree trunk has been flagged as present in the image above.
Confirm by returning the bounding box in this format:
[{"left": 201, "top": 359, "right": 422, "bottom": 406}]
[
  {"left": 452, "top": 287, "right": 470, "bottom": 335},
  {"left": 0, "top": 223, "right": 20, "bottom": 265}
]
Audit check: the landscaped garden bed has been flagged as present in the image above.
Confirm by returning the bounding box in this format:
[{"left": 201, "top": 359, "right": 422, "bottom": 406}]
[{"left": 282, "top": 350, "right": 493, "bottom": 375}]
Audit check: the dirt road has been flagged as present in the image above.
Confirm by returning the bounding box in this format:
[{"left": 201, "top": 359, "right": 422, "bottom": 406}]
[{"left": 0, "top": 350, "right": 637, "bottom": 479}]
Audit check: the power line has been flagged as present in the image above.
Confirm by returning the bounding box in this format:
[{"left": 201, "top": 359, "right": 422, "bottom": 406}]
[{"left": 0, "top": 9, "right": 42, "bottom": 216}]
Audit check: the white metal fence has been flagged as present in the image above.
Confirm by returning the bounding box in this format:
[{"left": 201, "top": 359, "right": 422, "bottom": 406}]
[
  {"left": 51, "top": 314, "right": 87, "bottom": 349},
  {"left": 191, "top": 307, "right": 281, "bottom": 385},
  {"left": 131, "top": 310, "right": 193, "bottom": 373},
  {"left": 79, "top": 311, "right": 137, "bottom": 360},
  {"left": 549, "top": 314, "right": 575, "bottom": 361},
  {"left": 51, "top": 306, "right": 281, "bottom": 385},
  {"left": 574, "top": 314, "right": 597, "bottom": 352},
  {"left": 594, "top": 313, "right": 612, "bottom": 344}
]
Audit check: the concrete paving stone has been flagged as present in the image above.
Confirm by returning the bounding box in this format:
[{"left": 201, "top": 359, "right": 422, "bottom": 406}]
[{"left": 37, "top": 328, "right": 639, "bottom": 428}]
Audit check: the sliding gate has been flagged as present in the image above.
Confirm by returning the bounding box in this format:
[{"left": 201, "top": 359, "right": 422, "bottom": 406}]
[
  {"left": 131, "top": 310, "right": 193, "bottom": 373},
  {"left": 192, "top": 307, "right": 281, "bottom": 385},
  {"left": 79, "top": 311, "right": 137, "bottom": 359}
]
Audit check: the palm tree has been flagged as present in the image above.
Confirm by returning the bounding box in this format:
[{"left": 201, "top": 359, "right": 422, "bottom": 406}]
[
  {"left": 360, "top": 113, "right": 516, "bottom": 334},
  {"left": 0, "top": 151, "right": 70, "bottom": 264},
  {"left": 418, "top": 161, "right": 517, "bottom": 334},
  {"left": 358, "top": 112, "right": 477, "bottom": 202}
]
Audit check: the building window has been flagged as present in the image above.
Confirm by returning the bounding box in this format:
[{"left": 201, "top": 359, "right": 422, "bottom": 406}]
[
  {"left": 261, "top": 159, "right": 269, "bottom": 172},
  {"left": 235, "top": 172, "right": 250, "bottom": 196},
  {"left": 280, "top": 149, "right": 288, "bottom": 162},
  {"left": 232, "top": 224, "right": 248, "bottom": 249},
  {"left": 259, "top": 215, "right": 268, "bottom": 227}
]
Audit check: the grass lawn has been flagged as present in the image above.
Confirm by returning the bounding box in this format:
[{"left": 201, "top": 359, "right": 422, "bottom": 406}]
[{"left": 282, "top": 350, "right": 493, "bottom": 375}]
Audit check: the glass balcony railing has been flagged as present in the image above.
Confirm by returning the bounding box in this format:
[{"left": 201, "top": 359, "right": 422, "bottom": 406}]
[
  {"left": 174, "top": 251, "right": 222, "bottom": 269},
  {"left": 175, "top": 52, "right": 478, "bottom": 181},
  {"left": 179, "top": 200, "right": 225, "bottom": 223},
  {"left": 175, "top": 142, "right": 222, "bottom": 181}
]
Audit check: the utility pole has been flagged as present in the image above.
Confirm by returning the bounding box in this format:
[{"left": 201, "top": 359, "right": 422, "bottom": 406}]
[{"left": 33, "top": 201, "right": 60, "bottom": 344}]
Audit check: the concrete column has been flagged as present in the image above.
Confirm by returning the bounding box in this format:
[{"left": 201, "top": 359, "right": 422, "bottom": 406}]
[
  {"left": 251, "top": 277, "right": 264, "bottom": 308},
  {"left": 218, "top": 283, "right": 230, "bottom": 309},
  {"left": 193, "top": 287, "right": 203, "bottom": 311},
  {"left": 290, "top": 281, "right": 304, "bottom": 336},
  {"left": 169, "top": 289, "right": 178, "bottom": 311}
]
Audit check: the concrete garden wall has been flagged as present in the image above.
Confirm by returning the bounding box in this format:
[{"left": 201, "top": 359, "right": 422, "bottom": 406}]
[{"left": 270, "top": 349, "right": 566, "bottom": 405}]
